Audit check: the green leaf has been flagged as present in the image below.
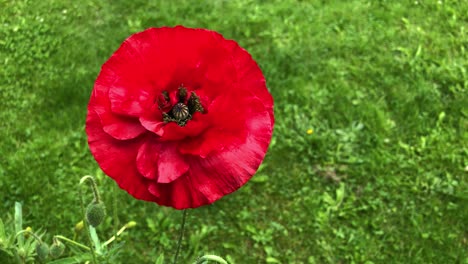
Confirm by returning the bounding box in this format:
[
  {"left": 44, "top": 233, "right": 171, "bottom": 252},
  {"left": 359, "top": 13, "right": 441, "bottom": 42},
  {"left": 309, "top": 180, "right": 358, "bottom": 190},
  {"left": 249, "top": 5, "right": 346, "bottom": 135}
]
[
  {"left": 251, "top": 174, "right": 269, "bottom": 183},
  {"left": 89, "top": 226, "right": 102, "bottom": 254},
  {"left": 0, "top": 218, "right": 6, "bottom": 241},
  {"left": 196, "top": 255, "right": 228, "bottom": 264},
  {"left": 335, "top": 183, "right": 345, "bottom": 204},
  {"left": 266, "top": 257, "right": 281, "bottom": 263},
  {"left": 154, "top": 253, "right": 164, "bottom": 264},
  {"left": 14, "top": 202, "right": 23, "bottom": 247},
  {"left": 0, "top": 247, "right": 14, "bottom": 257}
]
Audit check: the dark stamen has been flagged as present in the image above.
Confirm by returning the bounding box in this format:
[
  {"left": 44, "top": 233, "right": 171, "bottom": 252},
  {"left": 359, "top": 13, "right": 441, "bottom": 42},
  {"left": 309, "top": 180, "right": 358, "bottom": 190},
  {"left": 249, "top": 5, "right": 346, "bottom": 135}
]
[
  {"left": 157, "top": 90, "right": 171, "bottom": 110},
  {"left": 187, "top": 92, "right": 204, "bottom": 114},
  {"left": 162, "top": 90, "right": 170, "bottom": 102},
  {"left": 178, "top": 86, "right": 187, "bottom": 103}
]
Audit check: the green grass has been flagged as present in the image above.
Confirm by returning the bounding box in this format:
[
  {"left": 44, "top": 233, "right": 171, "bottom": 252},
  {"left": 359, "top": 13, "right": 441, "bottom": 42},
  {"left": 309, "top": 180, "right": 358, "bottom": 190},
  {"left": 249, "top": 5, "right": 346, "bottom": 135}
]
[{"left": 1, "top": 0, "right": 467, "bottom": 263}]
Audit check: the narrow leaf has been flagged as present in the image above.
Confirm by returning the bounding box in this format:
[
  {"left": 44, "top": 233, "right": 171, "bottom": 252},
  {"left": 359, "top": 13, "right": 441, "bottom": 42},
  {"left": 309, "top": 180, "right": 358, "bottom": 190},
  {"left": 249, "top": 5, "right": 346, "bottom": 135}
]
[
  {"left": 154, "top": 253, "right": 164, "bottom": 264},
  {"left": 14, "top": 202, "right": 23, "bottom": 247}
]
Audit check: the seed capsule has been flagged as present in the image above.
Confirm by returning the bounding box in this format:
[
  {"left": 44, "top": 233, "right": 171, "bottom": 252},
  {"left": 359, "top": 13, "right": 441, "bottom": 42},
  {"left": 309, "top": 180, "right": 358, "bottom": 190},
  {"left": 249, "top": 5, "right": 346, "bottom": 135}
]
[{"left": 172, "top": 103, "right": 189, "bottom": 121}]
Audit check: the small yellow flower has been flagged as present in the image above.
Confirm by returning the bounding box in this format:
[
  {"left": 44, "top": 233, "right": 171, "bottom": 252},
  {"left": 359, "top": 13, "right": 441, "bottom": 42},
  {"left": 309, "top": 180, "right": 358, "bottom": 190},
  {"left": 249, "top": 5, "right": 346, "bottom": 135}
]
[{"left": 306, "top": 129, "right": 314, "bottom": 135}]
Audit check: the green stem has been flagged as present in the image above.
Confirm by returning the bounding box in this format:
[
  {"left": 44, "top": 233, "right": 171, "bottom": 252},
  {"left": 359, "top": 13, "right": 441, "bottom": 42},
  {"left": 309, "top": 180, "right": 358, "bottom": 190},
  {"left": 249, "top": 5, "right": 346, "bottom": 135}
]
[
  {"left": 102, "top": 223, "right": 127, "bottom": 247},
  {"left": 112, "top": 182, "right": 119, "bottom": 238},
  {"left": 173, "top": 210, "right": 188, "bottom": 264},
  {"left": 79, "top": 184, "right": 99, "bottom": 264},
  {"left": 54, "top": 235, "right": 90, "bottom": 251}
]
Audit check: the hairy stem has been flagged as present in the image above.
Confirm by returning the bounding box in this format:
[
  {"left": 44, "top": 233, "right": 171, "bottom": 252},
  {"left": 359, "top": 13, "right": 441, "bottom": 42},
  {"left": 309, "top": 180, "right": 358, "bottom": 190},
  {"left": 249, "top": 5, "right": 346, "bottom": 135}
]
[
  {"left": 80, "top": 175, "right": 101, "bottom": 203},
  {"left": 79, "top": 184, "right": 98, "bottom": 264},
  {"left": 173, "top": 210, "right": 188, "bottom": 264}
]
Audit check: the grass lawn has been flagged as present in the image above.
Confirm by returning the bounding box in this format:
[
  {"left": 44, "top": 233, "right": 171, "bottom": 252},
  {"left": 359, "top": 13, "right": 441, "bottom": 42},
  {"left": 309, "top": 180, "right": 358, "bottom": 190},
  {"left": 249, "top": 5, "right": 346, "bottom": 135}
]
[{"left": 1, "top": 0, "right": 467, "bottom": 263}]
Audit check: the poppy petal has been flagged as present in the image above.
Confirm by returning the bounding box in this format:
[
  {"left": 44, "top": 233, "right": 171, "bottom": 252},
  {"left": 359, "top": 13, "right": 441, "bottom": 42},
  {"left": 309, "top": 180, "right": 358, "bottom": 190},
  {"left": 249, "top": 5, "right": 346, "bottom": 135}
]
[
  {"left": 135, "top": 139, "right": 159, "bottom": 180},
  {"left": 90, "top": 84, "right": 147, "bottom": 140},
  {"left": 225, "top": 40, "right": 274, "bottom": 121},
  {"left": 156, "top": 143, "right": 190, "bottom": 183},
  {"left": 189, "top": 108, "right": 272, "bottom": 203},
  {"left": 149, "top": 99, "right": 272, "bottom": 208},
  {"left": 136, "top": 138, "right": 190, "bottom": 184},
  {"left": 86, "top": 108, "right": 154, "bottom": 201},
  {"left": 148, "top": 174, "right": 209, "bottom": 209}
]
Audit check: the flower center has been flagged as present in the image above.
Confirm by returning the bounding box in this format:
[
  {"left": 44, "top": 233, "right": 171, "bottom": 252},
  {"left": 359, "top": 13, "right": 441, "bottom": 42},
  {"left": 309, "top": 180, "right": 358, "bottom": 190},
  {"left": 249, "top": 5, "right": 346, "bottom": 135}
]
[
  {"left": 159, "top": 86, "right": 204, "bottom": 126},
  {"left": 172, "top": 103, "right": 189, "bottom": 120}
]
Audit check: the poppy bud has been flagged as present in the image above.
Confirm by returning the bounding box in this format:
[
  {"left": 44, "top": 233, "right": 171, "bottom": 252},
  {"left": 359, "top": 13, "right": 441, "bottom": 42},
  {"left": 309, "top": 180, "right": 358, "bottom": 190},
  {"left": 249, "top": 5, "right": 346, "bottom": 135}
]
[
  {"left": 126, "top": 221, "right": 137, "bottom": 228},
  {"left": 50, "top": 239, "right": 65, "bottom": 258},
  {"left": 24, "top": 227, "right": 33, "bottom": 238},
  {"left": 74, "top": 220, "right": 84, "bottom": 232},
  {"left": 35, "top": 242, "right": 49, "bottom": 261},
  {"left": 86, "top": 202, "right": 106, "bottom": 227}
]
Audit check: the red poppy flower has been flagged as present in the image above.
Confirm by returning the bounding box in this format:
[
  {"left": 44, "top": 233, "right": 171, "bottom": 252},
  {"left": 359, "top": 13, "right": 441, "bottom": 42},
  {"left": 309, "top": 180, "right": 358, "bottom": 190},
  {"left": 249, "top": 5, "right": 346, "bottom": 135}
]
[{"left": 86, "top": 26, "right": 274, "bottom": 209}]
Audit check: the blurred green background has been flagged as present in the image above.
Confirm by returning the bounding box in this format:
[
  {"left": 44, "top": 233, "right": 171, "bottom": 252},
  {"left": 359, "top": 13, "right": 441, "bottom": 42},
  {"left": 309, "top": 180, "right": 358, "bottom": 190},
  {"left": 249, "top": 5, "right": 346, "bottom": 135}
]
[{"left": 1, "top": 0, "right": 467, "bottom": 263}]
